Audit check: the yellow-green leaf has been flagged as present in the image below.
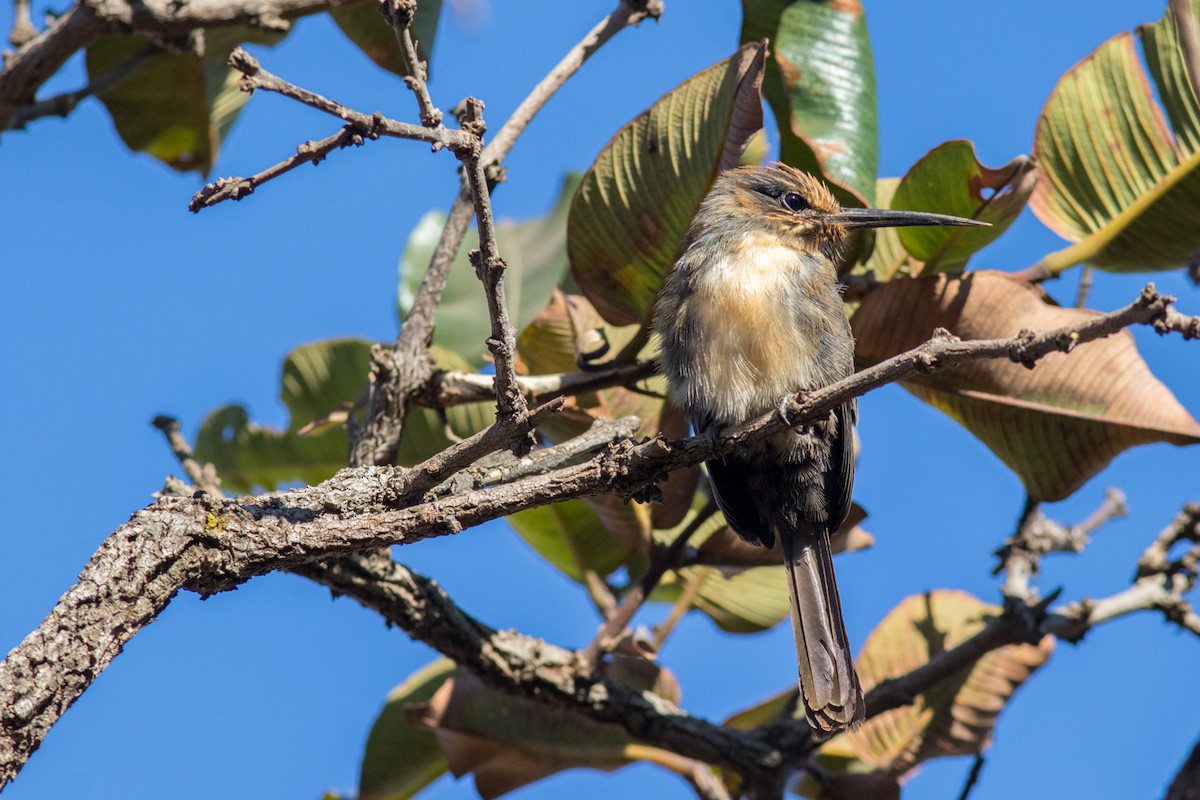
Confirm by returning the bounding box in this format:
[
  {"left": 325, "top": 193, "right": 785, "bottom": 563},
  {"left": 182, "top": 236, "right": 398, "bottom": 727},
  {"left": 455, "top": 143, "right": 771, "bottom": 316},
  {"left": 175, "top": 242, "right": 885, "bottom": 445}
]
[
  {"left": 851, "top": 272, "right": 1200, "bottom": 501},
  {"left": 506, "top": 499, "right": 634, "bottom": 582},
  {"left": 891, "top": 140, "right": 1037, "bottom": 274},
  {"left": 87, "top": 30, "right": 282, "bottom": 175},
  {"left": 194, "top": 339, "right": 491, "bottom": 492},
  {"left": 1030, "top": 2, "right": 1200, "bottom": 274},
  {"left": 194, "top": 338, "right": 373, "bottom": 492},
  {"left": 568, "top": 42, "right": 766, "bottom": 326},
  {"left": 359, "top": 658, "right": 455, "bottom": 800}
]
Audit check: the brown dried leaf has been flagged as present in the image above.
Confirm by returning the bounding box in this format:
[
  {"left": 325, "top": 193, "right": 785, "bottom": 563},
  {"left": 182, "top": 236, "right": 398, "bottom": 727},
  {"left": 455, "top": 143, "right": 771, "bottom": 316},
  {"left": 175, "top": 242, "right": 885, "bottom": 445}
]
[
  {"left": 841, "top": 591, "right": 1053, "bottom": 777},
  {"left": 409, "top": 655, "right": 680, "bottom": 799},
  {"left": 851, "top": 271, "right": 1200, "bottom": 501}
]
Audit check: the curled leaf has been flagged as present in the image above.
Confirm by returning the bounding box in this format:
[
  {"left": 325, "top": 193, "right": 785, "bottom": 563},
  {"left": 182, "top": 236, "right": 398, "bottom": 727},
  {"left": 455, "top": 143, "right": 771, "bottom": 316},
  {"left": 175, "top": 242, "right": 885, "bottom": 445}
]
[
  {"left": 851, "top": 271, "right": 1200, "bottom": 501},
  {"left": 1030, "top": 2, "right": 1200, "bottom": 274},
  {"left": 891, "top": 140, "right": 1037, "bottom": 274},
  {"left": 568, "top": 42, "right": 766, "bottom": 326},
  {"left": 359, "top": 659, "right": 455, "bottom": 800}
]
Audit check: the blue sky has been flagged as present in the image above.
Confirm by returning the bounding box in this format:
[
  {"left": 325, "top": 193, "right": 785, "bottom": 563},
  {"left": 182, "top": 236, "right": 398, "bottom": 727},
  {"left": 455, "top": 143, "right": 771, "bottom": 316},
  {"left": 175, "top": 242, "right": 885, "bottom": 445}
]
[{"left": 2, "top": 1, "right": 1196, "bottom": 799}]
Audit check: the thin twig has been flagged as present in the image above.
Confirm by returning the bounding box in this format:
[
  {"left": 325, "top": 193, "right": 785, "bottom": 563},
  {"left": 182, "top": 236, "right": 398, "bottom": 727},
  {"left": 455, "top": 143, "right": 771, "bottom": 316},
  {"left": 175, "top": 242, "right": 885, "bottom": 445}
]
[
  {"left": 389, "top": 398, "right": 563, "bottom": 502},
  {"left": 150, "top": 416, "right": 224, "bottom": 496},
  {"left": 432, "top": 359, "right": 659, "bottom": 408},
  {"left": 995, "top": 489, "right": 1127, "bottom": 602},
  {"left": 479, "top": 0, "right": 663, "bottom": 167},
  {"left": 460, "top": 105, "right": 529, "bottom": 426},
  {"left": 6, "top": 44, "right": 155, "bottom": 130},
  {"left": 349, "top": 0, "right": 661, "bottom": 465},
  {"left": 8, "top": 0, "right": 37, "bottom": 46},
  {"left": 1074, "top": 265, "right": 1094, "bottom": 308},
  {"left": 654, "top": 569, "right": 710, "bottom": 650},
  {"left": 189, "top": 48, "right": 474, "bottom": 211},
  {"left": 425, "top": 415, "right": 641, "bottom": 499},
  {"left": 379, "top": 0, "right": 442, "bottom": 127},
  {"left": 582, "top": 499, "right": 718, "bottom": 667},
  {"left": 190, "top": 126, "right": 365, "bottom": 210},
  {"left": 1156, "top": 306, "right": 1200, "bottom": 339}
]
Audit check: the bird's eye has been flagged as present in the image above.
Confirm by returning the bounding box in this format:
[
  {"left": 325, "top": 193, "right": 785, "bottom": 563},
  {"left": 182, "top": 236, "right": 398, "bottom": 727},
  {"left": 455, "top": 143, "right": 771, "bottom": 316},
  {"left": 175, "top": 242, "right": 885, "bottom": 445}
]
[{"left": 781, "top": 192, "right": 809, "bottom": 213}]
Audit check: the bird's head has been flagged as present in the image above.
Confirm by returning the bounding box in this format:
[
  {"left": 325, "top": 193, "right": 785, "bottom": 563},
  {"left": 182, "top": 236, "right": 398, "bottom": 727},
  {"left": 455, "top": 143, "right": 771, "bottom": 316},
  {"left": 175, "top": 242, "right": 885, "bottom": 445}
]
[{"left": 698, "top": 162, "right": 987, "bottom": 262}]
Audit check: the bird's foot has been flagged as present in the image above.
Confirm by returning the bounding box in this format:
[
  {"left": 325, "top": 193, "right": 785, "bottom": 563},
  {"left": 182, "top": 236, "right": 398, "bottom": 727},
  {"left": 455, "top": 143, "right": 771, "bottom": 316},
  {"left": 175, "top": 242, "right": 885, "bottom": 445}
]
[{"left": 777, "top": 395, "right": 811, "bottom": 434}]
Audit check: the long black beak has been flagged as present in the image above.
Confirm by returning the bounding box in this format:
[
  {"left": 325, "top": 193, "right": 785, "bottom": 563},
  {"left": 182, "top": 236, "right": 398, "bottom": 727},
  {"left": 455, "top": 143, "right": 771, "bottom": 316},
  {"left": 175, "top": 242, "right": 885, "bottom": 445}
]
[{"left": 824, "top": 207, "right": 990, "bottom": 230}]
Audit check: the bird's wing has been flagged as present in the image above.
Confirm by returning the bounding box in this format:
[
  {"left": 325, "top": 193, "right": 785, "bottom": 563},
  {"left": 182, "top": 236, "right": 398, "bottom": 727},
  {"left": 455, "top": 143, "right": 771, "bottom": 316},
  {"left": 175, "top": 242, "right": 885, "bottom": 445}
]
[
  {"left": 706, "top": 457, "right": 774, "bottom": 549},
  {"left": 828, "top": 400, "right": 857, "bottom": 532}
]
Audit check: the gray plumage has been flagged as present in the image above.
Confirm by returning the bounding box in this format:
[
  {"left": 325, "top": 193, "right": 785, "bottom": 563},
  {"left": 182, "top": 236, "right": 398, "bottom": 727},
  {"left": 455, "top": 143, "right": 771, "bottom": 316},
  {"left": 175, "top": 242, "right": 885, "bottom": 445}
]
[
  {"left": 655, "top": 163, "right": 984, "bottom": 733},
  {"left": 656, "top": 164, "right": 863, "bottom": 733}
]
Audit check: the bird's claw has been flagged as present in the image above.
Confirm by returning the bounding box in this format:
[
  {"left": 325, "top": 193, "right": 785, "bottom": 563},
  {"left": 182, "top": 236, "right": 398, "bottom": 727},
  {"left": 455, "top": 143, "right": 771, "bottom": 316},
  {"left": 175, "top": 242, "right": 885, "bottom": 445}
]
[{"left": 778, "top": 395, "right": 802, "bottom": 432}]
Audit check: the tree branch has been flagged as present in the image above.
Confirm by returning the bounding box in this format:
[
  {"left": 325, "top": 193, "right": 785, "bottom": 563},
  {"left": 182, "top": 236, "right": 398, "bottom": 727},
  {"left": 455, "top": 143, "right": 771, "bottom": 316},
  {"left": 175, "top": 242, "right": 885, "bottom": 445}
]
[
  {"left": 4, "top": 41, "right": 155, "bottom": 130},
  {"left": 0, "top": 0, "right": 370, "bottom": 129},
  {"left": 349, "top": 0, "right": 661, "bottom": 467},
  {"left": 1, "top": 285, "right": 1193, "bottom": 784},
  {"left": 189, "top": 48, "right": 475, "bottom": 211},
  {"left": 430, "top": 358, "right": 659, "bottom": 408},
  {"left": 995, "top": 489, "right": 1127, "bottom": 602},
  {"left": 379, "top": 0, "right": 441, "bottom": 127}
]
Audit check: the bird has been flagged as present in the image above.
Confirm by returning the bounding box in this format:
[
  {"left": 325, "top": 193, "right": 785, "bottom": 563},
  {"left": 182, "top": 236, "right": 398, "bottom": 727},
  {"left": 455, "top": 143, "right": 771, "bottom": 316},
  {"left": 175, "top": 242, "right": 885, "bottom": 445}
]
[{"left": 654, "top": 163, "right": 985, "bottom": 734}]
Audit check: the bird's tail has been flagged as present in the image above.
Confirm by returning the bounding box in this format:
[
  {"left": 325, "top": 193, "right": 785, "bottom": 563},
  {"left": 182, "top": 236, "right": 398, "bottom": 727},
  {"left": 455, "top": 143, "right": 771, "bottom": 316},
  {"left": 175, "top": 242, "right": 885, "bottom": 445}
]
[{"left": 779, "top": 524, "right": 864, "bottom": 734}]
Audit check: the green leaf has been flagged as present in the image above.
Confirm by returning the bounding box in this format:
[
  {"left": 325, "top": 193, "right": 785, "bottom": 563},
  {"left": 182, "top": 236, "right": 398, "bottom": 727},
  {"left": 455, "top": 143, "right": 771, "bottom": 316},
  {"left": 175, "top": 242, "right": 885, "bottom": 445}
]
[
  {"left": 400, "top": 174, "right": 579, "bottom": 366},
  {"left": 851, "top": 272, "right": 1200, "bottom": 501},
  {"left": 194, "top": 339, "right": 492, "bottom": 492},
  {"left": 359, "top": 658, "right": 455, "bottom": 800},
  {"left": 891, "top": 140, "right": 1037, "bottom": 273},
  {"left": 395, "top": 346, "right": 495, "bottom": 466},
  {"left": 567, "top": 42, "right": 766, "bottom": 326},
  {"left": 684, "top": 565, "right": 790, "bottom": 633},
  {"left": 506, "top": 499, "right": 634, "bottom": 582},
  {"left": 851, "top": 179, "right": 920, "bottom": 283},
  {"left": 195, "top": 338, "right": 373, "bottom": 492},
  {"left": 652, "top": 503, "right": 791, "bottom": 634},
  {"left": 331, "top": 0, "right": 442, "bottom": 78},
  {"left": 86, "top": 30, "right": 283, "bottom": 175},
  {"left": 741, "top": 0, "right": 878, "bottom": 207},
  {"left": 1030, "top": 1, "right": 1200, "bottom": 274}
]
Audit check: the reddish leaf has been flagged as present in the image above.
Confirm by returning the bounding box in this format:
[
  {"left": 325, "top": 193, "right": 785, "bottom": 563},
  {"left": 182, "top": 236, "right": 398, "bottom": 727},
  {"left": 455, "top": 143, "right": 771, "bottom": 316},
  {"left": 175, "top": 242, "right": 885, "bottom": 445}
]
[{"left": 852, "top": 271, "right": 1200, "bottom": 500}]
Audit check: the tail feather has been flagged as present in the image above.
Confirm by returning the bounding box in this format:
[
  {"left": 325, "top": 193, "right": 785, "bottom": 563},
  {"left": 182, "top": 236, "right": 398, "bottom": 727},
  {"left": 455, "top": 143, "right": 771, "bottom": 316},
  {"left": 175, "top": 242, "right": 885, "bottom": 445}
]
[{"left": 780, "top": 524, "right": 864, "bottom": 734}]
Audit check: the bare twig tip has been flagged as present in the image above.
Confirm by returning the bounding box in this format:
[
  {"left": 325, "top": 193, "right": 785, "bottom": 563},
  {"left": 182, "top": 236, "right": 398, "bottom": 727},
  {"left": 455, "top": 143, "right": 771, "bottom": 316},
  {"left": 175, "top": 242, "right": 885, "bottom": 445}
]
[{"left": 228, "top": 47, "right": 259, "bottom": 76}]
